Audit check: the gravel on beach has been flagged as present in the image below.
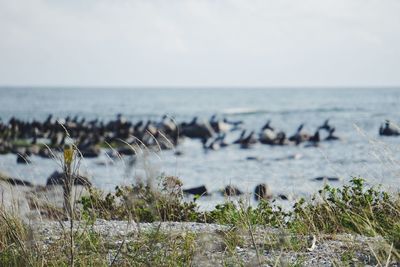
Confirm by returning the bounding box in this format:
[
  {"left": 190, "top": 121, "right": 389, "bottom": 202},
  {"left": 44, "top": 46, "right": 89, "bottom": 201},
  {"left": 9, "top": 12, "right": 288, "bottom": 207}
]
[{"left": 30, "top": 220, "right": 398, "bottom": 266}]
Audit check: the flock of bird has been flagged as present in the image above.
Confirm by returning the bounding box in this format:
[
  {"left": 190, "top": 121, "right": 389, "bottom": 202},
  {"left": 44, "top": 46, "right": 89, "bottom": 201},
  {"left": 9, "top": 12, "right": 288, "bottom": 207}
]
[
  {"left": 201, "top": 116, "right": 340, "bottom": 150},
  {"left": 0, "top": 114, "right": 397, "bottom": 164},
  {"left": 1, "top": 115, "right": 398, "bottom": 201}
]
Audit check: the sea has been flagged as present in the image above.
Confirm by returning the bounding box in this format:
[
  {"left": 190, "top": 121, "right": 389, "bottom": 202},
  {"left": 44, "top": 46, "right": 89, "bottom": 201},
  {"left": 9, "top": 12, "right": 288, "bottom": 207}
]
[{"left": 1, "top": 87, "right": 400, "bottom": 209}]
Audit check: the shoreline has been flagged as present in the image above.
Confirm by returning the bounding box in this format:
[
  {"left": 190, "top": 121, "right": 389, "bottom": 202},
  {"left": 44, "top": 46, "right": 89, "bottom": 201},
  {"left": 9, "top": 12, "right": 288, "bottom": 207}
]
[{"left": 1, "top": 176, "right": 399, "bottom": 265}]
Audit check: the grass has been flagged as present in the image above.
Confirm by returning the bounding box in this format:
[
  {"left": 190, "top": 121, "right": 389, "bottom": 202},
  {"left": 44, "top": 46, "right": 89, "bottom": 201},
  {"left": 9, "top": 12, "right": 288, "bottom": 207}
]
[
  {"left": 1, "top": 176, "right": 399, "bottom": 266},
  {"left": 79, "top": 176, "right": 200, "bottom": 222},
  {"left": 1, "top": 127, "right": 399, "bottom": 266},
  {"left": 0, "top": 209, "right": 32, "bottom": 266},
  {"left": 289, "top": 178, "right": 400, "bottom": 256}
]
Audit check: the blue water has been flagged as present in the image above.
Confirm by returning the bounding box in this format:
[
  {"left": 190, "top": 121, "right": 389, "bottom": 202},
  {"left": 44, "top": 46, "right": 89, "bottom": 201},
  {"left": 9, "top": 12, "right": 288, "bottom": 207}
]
[{"left": 1, "top": 87, "right": 400, "bottom": 208}]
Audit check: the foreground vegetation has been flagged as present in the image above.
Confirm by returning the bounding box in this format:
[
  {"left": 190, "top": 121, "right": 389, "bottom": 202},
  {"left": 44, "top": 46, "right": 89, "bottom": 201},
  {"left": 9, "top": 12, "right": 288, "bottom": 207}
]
[{"left": 1, "top": 176, "right": 399, "bottom": 266}]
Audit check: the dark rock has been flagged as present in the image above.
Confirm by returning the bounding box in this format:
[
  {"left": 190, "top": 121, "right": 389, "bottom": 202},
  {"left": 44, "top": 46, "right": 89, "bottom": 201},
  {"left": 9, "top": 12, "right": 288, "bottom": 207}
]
[
  {"left": 180, "top": 124, "right": 213, "bottom": 140},
  {"left": 223, "top": 185, "right": 243, "bottom": 196},
  {"left": 313, "top": 176, "right": 340, "bottom": 182},
  {"left": 79, "top": 146, "right": 101, "bottom": 158},
  {"left": 0, "top": 173, "right": 33, "bottom": 187},
  {"left": 183, "top": 185, "right": 209, "bottom": 196},
  {"left": 246, "top": 156, "right": 260, "bottom": 161},
  {"left": 38, "top": 147, "right": 52, "bottom": 158},
  {"left": 46, "top": 171, "right": 92, "bottom": 187},
  {"left": 117, "top": 147, "right": 136, "bottom": 156},
  {"left": 277, "top": 194, "right": 288, "bottom": 200},
  {"left": 174, "top": 151, "right": 183, "bottom": 156},
  {"left": 254, "top": 183, "right": 272, "bottom": 201},
  {"left": 16, "top": 153, "right": 31, "bottom": 164}
]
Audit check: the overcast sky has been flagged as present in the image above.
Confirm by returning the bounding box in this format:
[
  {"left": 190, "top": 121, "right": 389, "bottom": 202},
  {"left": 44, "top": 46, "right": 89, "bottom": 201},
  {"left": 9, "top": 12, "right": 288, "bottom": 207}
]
[{"left": 0, "top": 0, "right": 399, "bottom": 87}]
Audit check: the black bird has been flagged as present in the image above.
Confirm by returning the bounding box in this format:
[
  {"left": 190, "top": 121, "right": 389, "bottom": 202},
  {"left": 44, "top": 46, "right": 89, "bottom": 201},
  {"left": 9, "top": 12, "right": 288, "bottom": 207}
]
[
  {"left": 309, "top": 130, "right": 320, "bottom": 143},
  {"left": 289, "top": 123, "right": 306, "bottom": 145},
  {"left": 240, "top": 131, "right": 256, "bottom": 149},
  {"left": 325, "top": 128, "right": 339, "bottom": 141},
  {"left": 189, "top": 117, "right": 198, "bottom": 126},
  {"left": 318, "top": 119, "right": 331, "bottom": 132},
  {"left": 233, "top": 130, "right": 246, "bottom": 144},
  {"left": 261, "top": 120, "right": 274, "bottom": 131},
  {"left": 379, "top": 120, "right": 400, "bottom": 136}
]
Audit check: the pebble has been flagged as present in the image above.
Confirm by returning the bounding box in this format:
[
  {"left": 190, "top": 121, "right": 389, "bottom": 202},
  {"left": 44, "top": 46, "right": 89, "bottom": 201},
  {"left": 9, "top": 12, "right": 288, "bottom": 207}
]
[{"left": 30, "top": 220, "right": 396, "bottom": 266}]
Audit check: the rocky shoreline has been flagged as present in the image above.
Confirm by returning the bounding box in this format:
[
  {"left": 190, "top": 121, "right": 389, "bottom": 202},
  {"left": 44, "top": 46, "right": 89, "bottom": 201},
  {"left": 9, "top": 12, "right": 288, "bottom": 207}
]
[
  {"left": 30, "top": 220, "right": 396, "bottom": 266},
  {"left": 2, "top": 176, "right": 399, "bottom": 266}
]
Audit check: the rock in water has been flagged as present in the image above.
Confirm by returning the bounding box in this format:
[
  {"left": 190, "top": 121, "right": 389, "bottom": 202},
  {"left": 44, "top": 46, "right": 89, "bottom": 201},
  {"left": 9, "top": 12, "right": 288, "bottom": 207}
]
[
  {"left": 254, "top": 183, "right": 272, "bottom": 200},
  {"left": 79, "top": 146, "right": 101, "bottom": 158},
  {"left": 183, "top": 185, "right": 209, "bottom": 196},
  {"left": 223, "top": 185, "right": 243, "bottom": 196},
  {"left": 0, "top": 172, "right": 33, "bottom": 187},
  {"left": 46, "top": 171, "right": 92, "bottom": 187},
  {"left": 17, "top": 153, "right": 31, "bottom": 164},
  {"left": 313, "top": 176, "right": 340, "bottom": 182},
  {"left": 278, "top": 194, "right": 288, "bottom": 200}
]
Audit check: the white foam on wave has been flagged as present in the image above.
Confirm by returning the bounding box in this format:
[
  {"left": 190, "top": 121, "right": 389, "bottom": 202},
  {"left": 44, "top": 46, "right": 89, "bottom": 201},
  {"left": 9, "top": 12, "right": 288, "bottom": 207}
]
[{"left": 222, "top": 107, "right": 268, "bottom": 116}]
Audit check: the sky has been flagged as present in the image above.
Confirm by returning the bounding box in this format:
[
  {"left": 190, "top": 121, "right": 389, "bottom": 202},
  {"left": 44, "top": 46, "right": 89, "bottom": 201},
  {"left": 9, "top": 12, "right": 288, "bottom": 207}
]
[{"left": 0, "top": 0, "right": 400, "bottom": 87}]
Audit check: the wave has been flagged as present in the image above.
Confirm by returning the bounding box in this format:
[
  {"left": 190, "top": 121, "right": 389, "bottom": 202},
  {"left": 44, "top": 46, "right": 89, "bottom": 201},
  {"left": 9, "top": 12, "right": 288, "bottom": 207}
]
[
  {"left": 222, "top": 108, "right": 269, "bottom": 116},
  {"left": 222, "top": 107, "right": 367, "bottom": 116}
]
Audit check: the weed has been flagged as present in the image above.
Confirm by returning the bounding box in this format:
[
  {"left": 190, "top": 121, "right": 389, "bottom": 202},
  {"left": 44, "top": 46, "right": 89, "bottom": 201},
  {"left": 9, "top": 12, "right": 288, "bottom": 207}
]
[{"left": 1, "top": 177, "right": 399, "bottom": 266}]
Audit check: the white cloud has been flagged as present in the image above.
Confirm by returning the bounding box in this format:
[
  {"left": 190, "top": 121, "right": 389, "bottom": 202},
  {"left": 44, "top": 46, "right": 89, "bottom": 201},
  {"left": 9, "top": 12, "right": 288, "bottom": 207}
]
[{"left": 0, "top": 0, "right": 399, "bottom": 86}]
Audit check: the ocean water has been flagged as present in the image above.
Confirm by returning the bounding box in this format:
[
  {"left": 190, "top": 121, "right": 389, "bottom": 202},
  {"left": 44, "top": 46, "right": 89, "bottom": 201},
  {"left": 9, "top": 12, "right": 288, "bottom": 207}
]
[{"left": 1, "top": 87, "right": 400, "bottom": 209}]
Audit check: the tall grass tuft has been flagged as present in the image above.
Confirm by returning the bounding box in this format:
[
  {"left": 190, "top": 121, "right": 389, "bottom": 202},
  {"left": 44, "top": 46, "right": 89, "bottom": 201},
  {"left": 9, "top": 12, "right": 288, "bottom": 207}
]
[{"left": 290, "top": 177, "right": 400, "bottom": 256}]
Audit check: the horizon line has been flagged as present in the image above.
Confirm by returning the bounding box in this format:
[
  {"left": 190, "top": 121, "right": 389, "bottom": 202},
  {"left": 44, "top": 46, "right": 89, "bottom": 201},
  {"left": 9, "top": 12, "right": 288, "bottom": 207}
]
[{"left": 1, "top": 85, "right": 400, "bottom": 90}]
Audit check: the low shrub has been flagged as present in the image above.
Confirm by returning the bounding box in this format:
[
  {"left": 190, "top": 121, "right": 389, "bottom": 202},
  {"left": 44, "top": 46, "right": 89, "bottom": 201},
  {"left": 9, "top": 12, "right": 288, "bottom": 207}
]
[{"left": 79, "top": 175, "right": 201, "bottom": 222}]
